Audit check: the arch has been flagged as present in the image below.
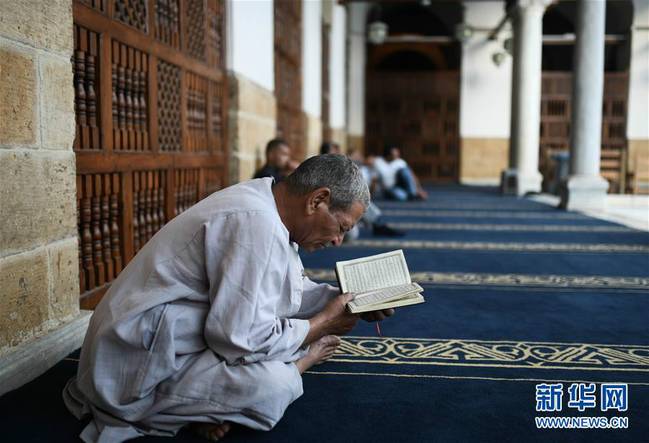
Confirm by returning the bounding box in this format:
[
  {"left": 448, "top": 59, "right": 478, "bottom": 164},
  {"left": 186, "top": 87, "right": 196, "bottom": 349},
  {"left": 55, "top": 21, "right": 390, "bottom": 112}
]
[
  {"left": 368, "top": 42, "right": 449, "bottom": 71},
  {"left": 542, "top": 0, "right": 634, "bottom": 72},
  {"left": 543, "top": 0, "right": 634, "bottom": 35},
  {"left": 367, "top": 2, "right": 458, "bottom": 37}
]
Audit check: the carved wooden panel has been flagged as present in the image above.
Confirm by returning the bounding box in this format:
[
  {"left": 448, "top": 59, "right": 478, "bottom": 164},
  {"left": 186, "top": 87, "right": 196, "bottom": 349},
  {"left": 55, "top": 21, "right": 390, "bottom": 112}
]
[
  {"left": 157, "top": 59, "right": 182, "bottom": 151},
  {"left": 77, "top": 173, "right": 123, "bottom": 295},
  {"left": 73, "top": 24, "right": 102, "bottom": 151},
  {"left": 366, "top": 72, "right": 460, "bottom": 182},
  {"left": 204, "top": 167, "right": 223, "bottom": 196},
  {"left": 601, "top": 73, "right": 629, "bottom": 193},
  {"left": 539, "top": 72, "right": 572, "bottom": 191},
  {"left": 132, "top": 170, "right": 167, "bottom": 252},
  {"left": 73, "top": 0, "right": 228, "bottom": 308},
  {"left": 154, "top": 0, "right": 180, "bottom": 48},
  {"left": 209, "top": 80, "right": 223, "bottom": 153},
  {"left": 174, "top": 168, "right": 200, "bottom": 215},
  {"left": 540, "top": 72, "right": 629, "bottom": 193},
  {"left": 207, "top": 0, "right": 224, "bottom": 68},
  {"left": 79, "top": 0, "right": 106, "bottom": 13},
  {"left": 112, "top": 40, "right": 149, "bottom": 151},
  {"left": 186, "top": 72, "right": 209, "bottom": 152},
  {"left": 185, "top": 0, "right": 206, "bottom": 61},
  {"left": 274, "top": 0, "right": 304, "bottom": 159},
  {"left": 114, "top": 0, "right": 148, "bottom": 32}
]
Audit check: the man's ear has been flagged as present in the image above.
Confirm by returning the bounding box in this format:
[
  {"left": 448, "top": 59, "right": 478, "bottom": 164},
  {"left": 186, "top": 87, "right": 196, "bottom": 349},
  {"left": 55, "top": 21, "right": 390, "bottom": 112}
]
[{"left": 306, "top": 187, "right": 331, "bottom": 214}]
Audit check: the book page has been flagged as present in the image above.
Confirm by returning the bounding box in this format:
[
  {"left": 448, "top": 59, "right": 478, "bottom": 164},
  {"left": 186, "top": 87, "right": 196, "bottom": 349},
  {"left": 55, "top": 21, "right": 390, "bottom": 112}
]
[
  {"left": 349, "top": 282, "right": 423, "bottom": 309},
  {"left": 348, "top": 293, "right": 425, "bottom": 314},
  {"left": 336, "top": 250, "right": 411, "bottom": 293}
]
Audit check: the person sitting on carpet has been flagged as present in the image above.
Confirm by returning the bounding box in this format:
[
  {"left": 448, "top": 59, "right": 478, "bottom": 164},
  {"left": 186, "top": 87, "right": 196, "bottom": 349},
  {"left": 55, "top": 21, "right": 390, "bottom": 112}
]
[
  {"left": 63, "top": 154, "right": 394, "bottom": 443},
  {"left": 321, "top": 145, "right": 403, "bottom": 240},
  {"left": 253, "top": 138, "right": 291, "bottom": 182},
  {"left": 374, "top": 145, "right": 428, "bottom": 201}
]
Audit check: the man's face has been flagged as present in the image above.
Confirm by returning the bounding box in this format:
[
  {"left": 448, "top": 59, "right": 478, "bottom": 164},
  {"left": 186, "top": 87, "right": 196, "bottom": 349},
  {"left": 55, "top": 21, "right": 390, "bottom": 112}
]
[
  {"left": 269, "top": 144, "right": 291, "bottom": 169},
  {"left": 389, "top": 147, "right": 401, "bottom": 160},
  {"left": 297, "top": 200, "right": 365, "bottom": 252}
]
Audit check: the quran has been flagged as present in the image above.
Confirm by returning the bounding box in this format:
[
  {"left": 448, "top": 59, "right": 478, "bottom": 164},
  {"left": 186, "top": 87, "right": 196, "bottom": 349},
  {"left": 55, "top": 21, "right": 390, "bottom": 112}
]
[{"left": 335, "top": 249, "right": 425, "bottom": 314}]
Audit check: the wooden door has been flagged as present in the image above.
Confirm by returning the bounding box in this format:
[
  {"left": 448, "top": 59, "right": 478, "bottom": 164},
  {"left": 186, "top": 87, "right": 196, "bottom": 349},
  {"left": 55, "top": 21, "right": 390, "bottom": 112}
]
[
  {"left": 365, "top": 71, "right": 460, "bottom": 182},
  {"left": 274, "top": 0, "right": 304, "bottom": 160},
  {"left": 73, "top": 0, "right": 228, "bottom": 308},
  {"left": 539, "top": 71, "right": 629, "bottom": 193}
]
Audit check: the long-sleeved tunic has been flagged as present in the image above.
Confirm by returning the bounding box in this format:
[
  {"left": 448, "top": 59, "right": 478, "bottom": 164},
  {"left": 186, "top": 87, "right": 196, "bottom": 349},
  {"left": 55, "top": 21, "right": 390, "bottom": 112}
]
[{"left": 63, "top": 178, "right": 339, "bottom": 442}]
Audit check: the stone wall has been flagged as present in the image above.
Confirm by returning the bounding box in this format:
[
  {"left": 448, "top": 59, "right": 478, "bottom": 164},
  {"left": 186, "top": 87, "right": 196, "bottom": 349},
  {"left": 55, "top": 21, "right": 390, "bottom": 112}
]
[
  {"left": 303, "top": 111, "right": 322, "bottom": 159},
  {"left": 628, "top": 139, "right": 649, "bottom": 193},
  {"left": 347, "top": 134, "right": 364, "bottom": 155},
  {"left": 227, "top": 73, "right": 277, "bottom": 183},
  {"left": 459, "top": 138, "right": 509, "bottom": 185},
  {"left": 0, "top": 0, "right": 80, "bottom": 356},
  {"left": 330, "top": 127, "right": 348, "bottom": 154}
]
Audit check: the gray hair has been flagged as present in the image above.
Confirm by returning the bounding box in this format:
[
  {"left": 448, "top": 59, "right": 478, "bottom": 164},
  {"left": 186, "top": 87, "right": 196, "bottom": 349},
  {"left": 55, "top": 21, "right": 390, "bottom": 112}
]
[{"left": 284, "top": 154, "right": 370, "bottom": 211}]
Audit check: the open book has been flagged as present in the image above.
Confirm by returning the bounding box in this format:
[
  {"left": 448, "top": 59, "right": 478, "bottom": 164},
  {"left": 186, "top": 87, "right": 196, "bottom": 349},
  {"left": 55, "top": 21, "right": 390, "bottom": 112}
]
[{"left": 335, "top": 250, "right": 425, "bottom": 314}]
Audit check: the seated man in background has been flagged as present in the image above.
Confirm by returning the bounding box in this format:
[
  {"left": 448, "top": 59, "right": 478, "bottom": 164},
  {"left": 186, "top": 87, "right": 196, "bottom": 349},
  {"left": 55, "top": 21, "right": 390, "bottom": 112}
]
[
  {"left": 64, "top": 154, "right": 394, "bottom": 442},
  {"left": 320, "top": 141, "right": 341, "bottom": 155},
  {"left": 346, "top": 148, "right": 404, "bottom": 239},
  {"left": 253, "top": 138, "right": 291, "bottom": 182},
  {"left": 374, "top": 145, "right": 428, "bottom": 201}
]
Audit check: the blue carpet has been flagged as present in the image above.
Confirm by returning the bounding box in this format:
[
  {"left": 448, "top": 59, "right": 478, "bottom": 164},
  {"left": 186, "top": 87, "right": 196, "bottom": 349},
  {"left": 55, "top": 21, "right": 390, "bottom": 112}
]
[{"left": 1, "top": 186, "right": 648, "bottom": 442}]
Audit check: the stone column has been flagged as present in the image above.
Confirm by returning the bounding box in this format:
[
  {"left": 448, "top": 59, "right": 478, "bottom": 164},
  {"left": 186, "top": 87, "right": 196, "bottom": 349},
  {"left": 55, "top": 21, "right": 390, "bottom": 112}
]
[
  {"left": 301, "top": 0, "right": 323, "bottom": 158},
  {"left": 501, "top": 0, "right": 550, "bottom": 196},
  {"left": 560, "top": 0, "right": 609, "bottom": 209},
  {"left": 329, "top": 3, "right": 348, "bottom": 151},
  {"left": 346, "top": 2, "right": 369, "bottom": 154}
]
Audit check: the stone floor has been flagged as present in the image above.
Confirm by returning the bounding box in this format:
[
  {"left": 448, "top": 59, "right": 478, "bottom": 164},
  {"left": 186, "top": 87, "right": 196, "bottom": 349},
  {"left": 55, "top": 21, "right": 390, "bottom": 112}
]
[{"left": 531, "top": 194, "right": 649, "bottom": 231}]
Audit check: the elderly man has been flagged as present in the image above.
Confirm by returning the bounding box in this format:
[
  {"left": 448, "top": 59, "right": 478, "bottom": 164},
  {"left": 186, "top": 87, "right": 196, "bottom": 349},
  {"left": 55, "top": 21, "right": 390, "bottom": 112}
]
[{"left": 63, "top": 155, "right": 393, "bottom": 442}]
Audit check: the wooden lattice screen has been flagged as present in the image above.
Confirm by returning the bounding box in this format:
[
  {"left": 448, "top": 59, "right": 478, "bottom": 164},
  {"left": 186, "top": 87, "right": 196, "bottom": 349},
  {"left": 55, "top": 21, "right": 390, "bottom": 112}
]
[
  {"left": 365, "top": 72, "right": 460, "bottom": 182},
  {"left": 73, "top": 0, "right": 228, "bottom": 308},
  {"left": 274, "top": 0, "right": 304, "bottom": 159},
  {"left": 539, "top": 71, "right": 629, "bottom": 193}
]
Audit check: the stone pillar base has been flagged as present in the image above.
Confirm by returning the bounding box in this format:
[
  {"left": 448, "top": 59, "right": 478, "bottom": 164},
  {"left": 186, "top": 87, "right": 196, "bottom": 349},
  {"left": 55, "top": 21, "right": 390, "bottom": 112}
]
[
  {"left": 500, "top": 169, "right": 542, "bottom": 196},
  {"left": 559, "top": 175, "right": 609, "bottom": 210},
  {"left": 0, "top": 311, "right": 91, "bottom": 396}
]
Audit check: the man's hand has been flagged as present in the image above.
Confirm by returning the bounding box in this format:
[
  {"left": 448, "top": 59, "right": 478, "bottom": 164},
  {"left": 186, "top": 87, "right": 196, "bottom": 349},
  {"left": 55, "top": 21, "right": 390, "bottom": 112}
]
[
  {"left": 360, "top": 308, "right": 395, "bottom": 322},
  {"left": 305, "top": 293, "right": 359, "bottom": 345}
]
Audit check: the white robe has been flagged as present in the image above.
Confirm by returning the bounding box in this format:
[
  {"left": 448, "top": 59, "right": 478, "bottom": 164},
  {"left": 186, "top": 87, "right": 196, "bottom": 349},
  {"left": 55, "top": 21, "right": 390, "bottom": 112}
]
[{"left": 63, "top": 178, "right": 339, "bottom": 442}]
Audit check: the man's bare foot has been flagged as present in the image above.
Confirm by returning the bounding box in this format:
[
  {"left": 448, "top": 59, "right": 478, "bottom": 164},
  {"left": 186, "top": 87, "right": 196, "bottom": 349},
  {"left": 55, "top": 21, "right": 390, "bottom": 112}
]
[
  {"left": 189, "top": 422, "right": 231, "bottom": 441},
  {"left": 295, "top": 335, "right": 340, "bottom": 374}
]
